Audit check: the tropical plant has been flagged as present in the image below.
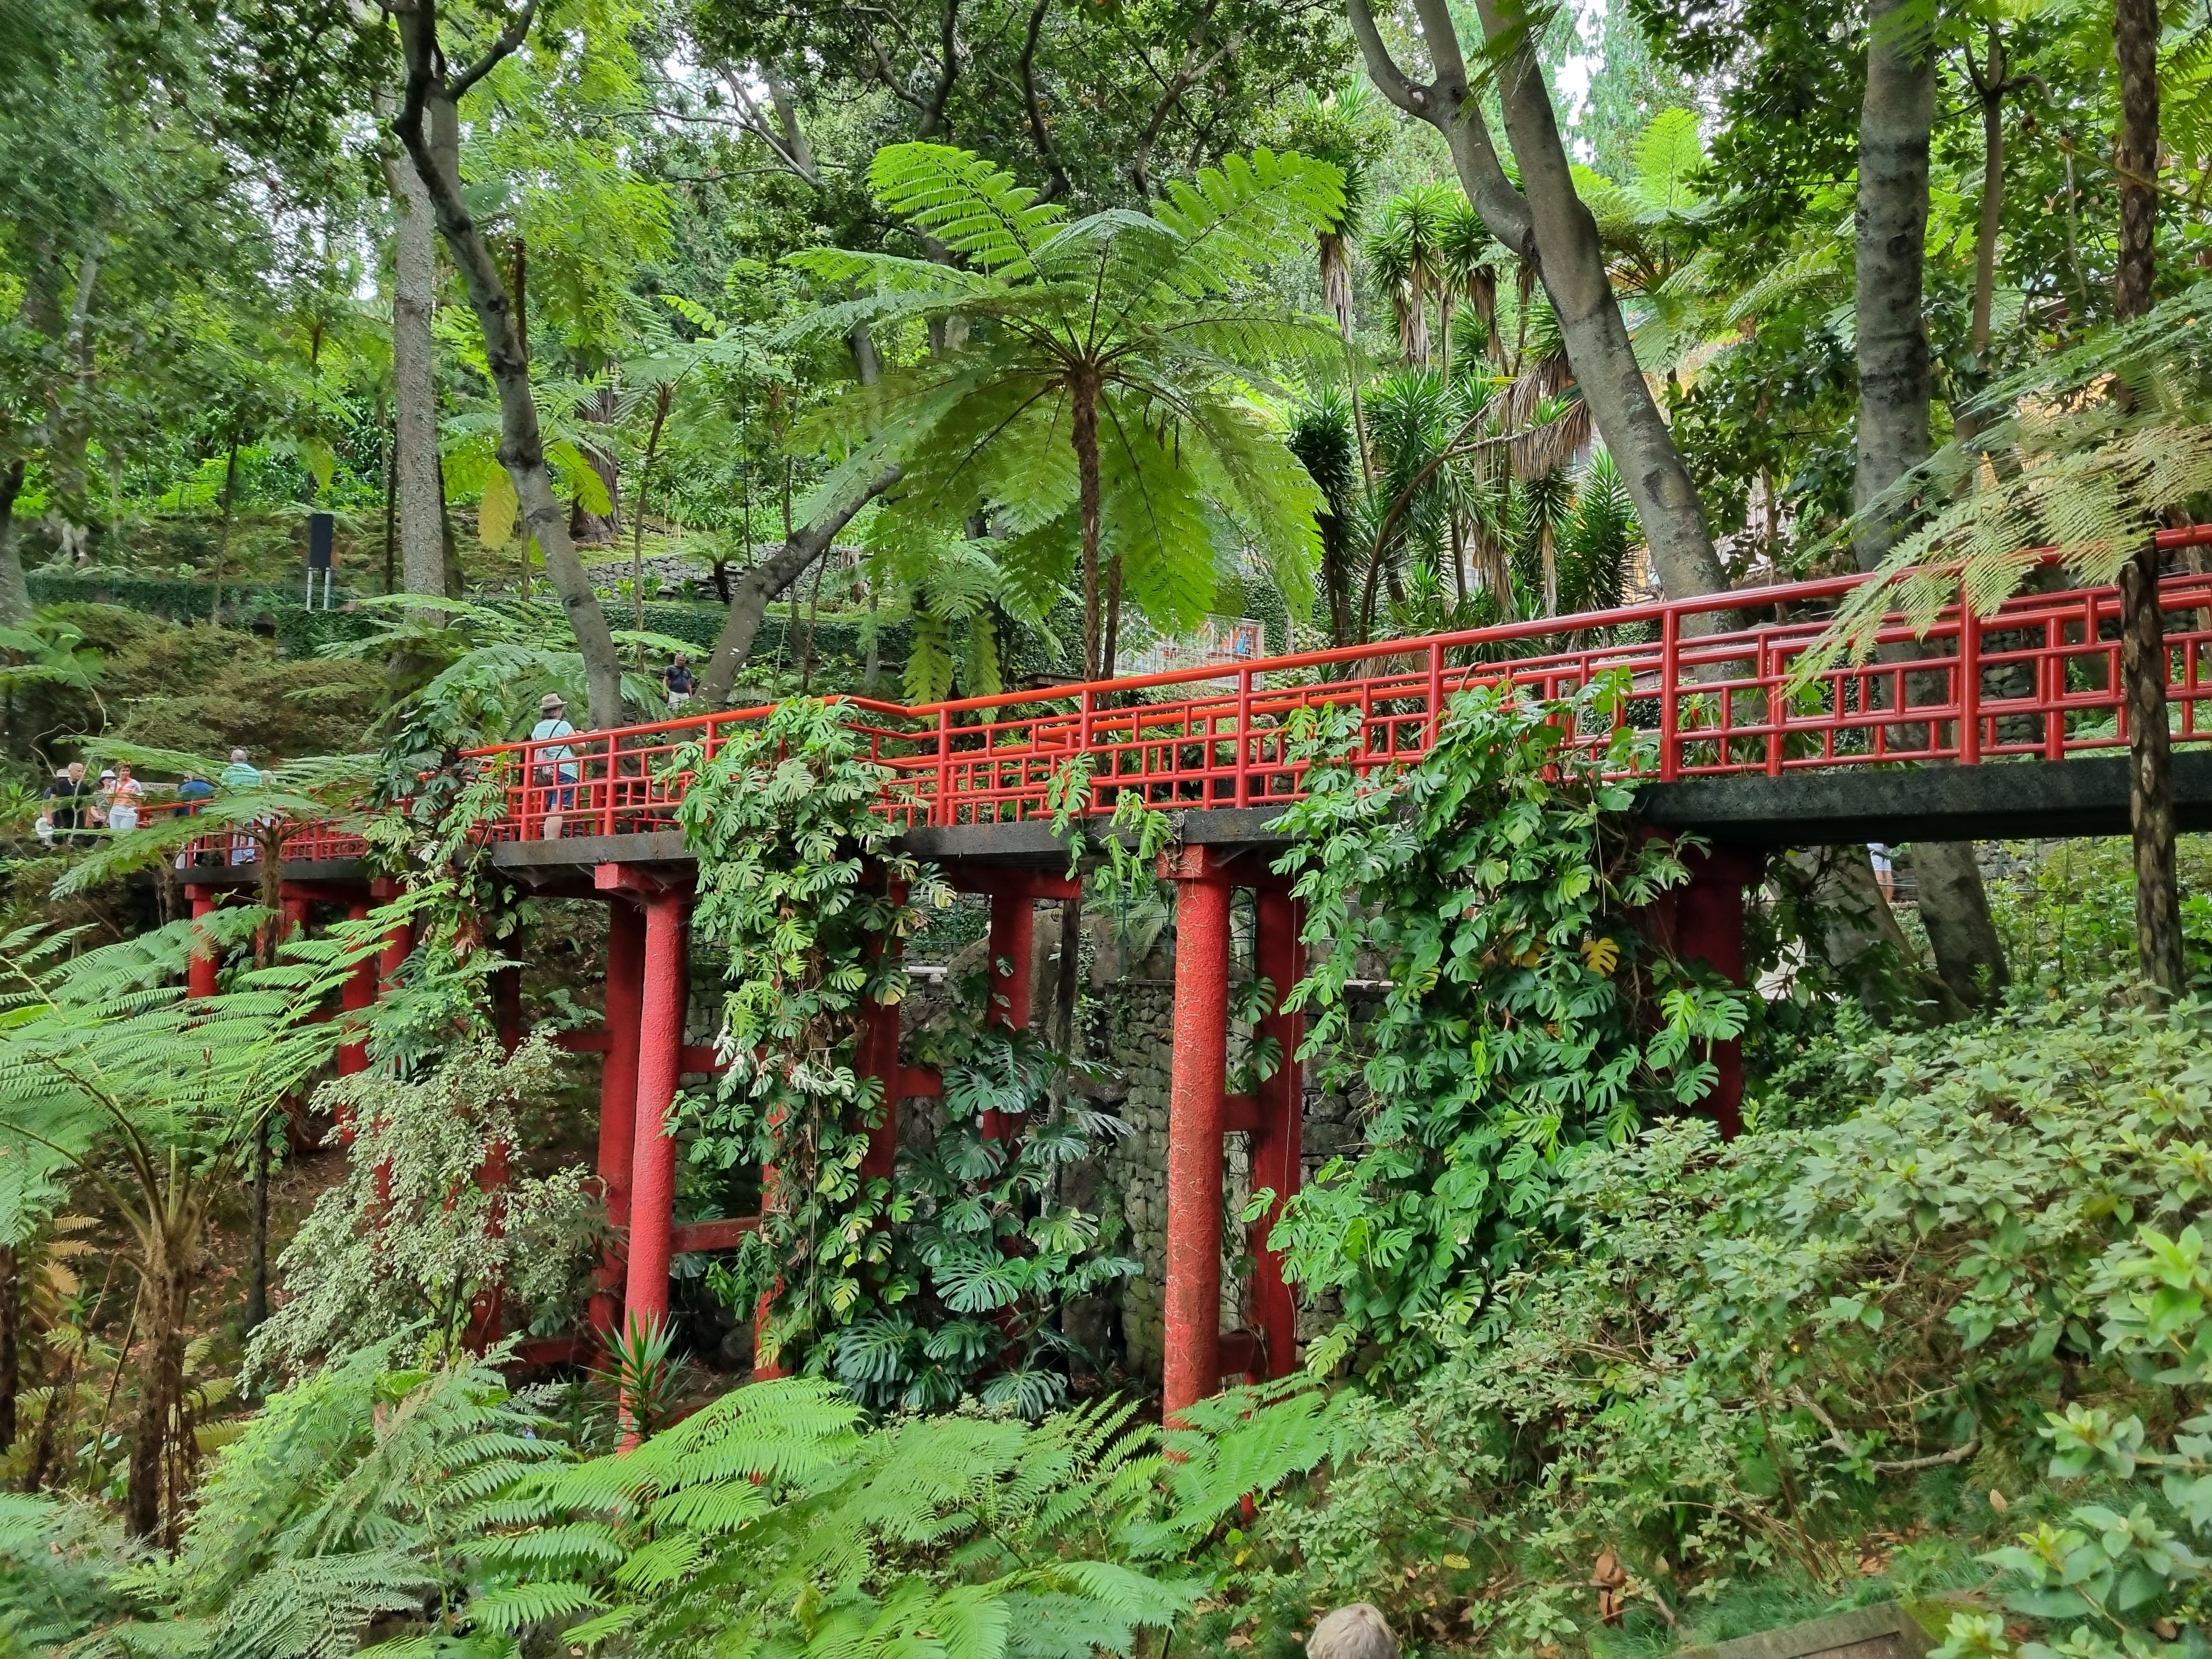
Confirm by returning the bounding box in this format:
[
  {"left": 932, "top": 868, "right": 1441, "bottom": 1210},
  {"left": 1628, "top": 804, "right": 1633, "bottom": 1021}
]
[
  {"left": 1802, "top": 280, "right": 2212, "bottom": 994},
  {"left": 782, "top": 142, "right": 1341, "bottom": 680},
  {"left": 245, "top": 1037, "right": 600, "bottom": 1384},
  {"left": 16, "top": 1342, "right": 582, "bottom": 1656},
  {"left": 826, "top": 1003, "right": 1139, "bottom": 1418},
  {"left": 515, "top": 1378, "right": 1200, "bottom": 1658},
  {"left": 670, "top": 698, "right": 943, "bottom": 1374},
  {"left": 0, "top": 910, "right": 405, "bottom": 1537},
  {"left": 1264, "top": 674, "right": 1745, "bottom": 1383}
]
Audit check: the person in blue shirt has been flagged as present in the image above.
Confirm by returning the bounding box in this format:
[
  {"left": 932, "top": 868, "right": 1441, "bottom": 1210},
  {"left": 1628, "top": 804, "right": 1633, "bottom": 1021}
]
[{"left": 530, "top": 692, "right": 578, "bottom": 837}]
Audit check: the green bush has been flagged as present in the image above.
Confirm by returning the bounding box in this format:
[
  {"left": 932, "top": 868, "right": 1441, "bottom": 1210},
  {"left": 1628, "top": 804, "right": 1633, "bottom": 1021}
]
[{"left": 1217, "top": 982, "right": 2212, "bottom": 1655}]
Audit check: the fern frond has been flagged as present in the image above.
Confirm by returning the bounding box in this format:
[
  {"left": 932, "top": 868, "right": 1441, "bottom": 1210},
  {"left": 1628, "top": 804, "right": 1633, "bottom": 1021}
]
[{"left": 867, "top": 143, "right": 1069, "bottom": 277}]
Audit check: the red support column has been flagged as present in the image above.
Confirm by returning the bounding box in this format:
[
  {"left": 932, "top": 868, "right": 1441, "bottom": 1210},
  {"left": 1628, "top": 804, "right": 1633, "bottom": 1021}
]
[
  {"left": 279, "top": 885, "right": 312, "bottom": 943},
  {"left": 1161, "top": 847, "right": 1232, "bottom": 1423},
  {"left": 858, "top": 878, "right": 908, "bottom": 1183},
  {"left": 185, "top": 885, "right": 218, "bottom": 999},
  {"left": 987, "top": 885, "right": 1035, "bottom": 1030},
  {"left": 591, "top": 900, "right": 646, "bottom": 1337},
  {"left": 623, "top": 888, "right": 689, "bottom": 1332},
  {"left": 372, "top": 878, "right": 413, "bottom": 991},
  {"left": 336, "top": 900, "right": 376, "bottom": 1076},
  {"left": 1661, "top": 844, "right": 1763, "bottom": 1140},
  {"left": 979, "top": 883, "right": 1034, "bottom": 1141},
  {"left": 1247, "top": 884, "right": 1304, "bottom": 1380}
]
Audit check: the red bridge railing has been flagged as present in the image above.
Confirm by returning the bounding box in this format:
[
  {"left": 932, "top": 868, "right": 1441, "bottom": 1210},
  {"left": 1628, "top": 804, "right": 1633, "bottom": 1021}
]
[{"left": 464, "top": 531, "right": 2212, "bottom": 843}]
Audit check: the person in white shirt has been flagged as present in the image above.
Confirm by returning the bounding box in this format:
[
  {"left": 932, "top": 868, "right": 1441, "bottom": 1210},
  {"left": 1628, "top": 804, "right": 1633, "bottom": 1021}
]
[{"left": 530, "top": 691, "right": 579, "bottom": 838}]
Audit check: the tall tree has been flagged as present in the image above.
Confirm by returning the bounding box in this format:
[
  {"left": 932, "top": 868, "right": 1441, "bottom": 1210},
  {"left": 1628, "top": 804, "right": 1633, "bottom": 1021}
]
[
  {"left": 386, "top": 0, "right": 625, "bottom": 731},
  {"left": 375, "top": 87, "right": 447, "bottom": 609},
  {"left": 784, "top": 142, "right": 1338, "bottom": 683},
  {"left": 2113, "top": 0, "right": 2182, "bottom": 990},
  {"left": 1346, "top": 0, "right": 1729, "bottom": 612},
  {"left": 1853, "top": 0, "right": 2010, "bottom": 1007}
]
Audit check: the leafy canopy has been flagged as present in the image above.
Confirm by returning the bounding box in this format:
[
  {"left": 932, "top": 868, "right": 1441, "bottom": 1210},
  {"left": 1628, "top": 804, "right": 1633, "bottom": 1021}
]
[{"left": 783, "top": 142, "right": 1345, "bottom": 681}]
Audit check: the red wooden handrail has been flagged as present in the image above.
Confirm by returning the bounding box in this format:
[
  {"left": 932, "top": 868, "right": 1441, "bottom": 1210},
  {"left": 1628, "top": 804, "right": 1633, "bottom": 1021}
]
[{"left": 213, "top": 529, "right": 2212, "bottom": 856}]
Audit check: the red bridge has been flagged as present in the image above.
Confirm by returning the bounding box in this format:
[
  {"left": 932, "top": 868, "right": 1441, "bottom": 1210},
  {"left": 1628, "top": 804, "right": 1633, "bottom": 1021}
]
[{"left": 176, "top": 534, "right": 2212, "bottom": 1417}]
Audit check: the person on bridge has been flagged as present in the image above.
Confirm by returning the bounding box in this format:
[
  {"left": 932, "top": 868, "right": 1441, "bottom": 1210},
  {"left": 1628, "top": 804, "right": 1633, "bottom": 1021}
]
[
  {"left": 220, "top": 748, "right": 261, "bottom": 864},
  {"left": 105, "top": 764, "right": 143, "bottom": 834},
  {"left": 42, "top": 763, "right": 92, "bottom": 846},
  {"left": 531, "top": 692, "right": 578, "bottom": 838}
]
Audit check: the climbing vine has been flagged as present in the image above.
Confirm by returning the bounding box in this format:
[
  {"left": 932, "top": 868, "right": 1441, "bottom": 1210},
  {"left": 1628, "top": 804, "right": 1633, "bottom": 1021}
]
[
  {"left": 675, "top": 699, "right": 1134, "bottom": 1410},
  {"left": 1267, "top": 672, "right": 1746, "bottom": 1384}
]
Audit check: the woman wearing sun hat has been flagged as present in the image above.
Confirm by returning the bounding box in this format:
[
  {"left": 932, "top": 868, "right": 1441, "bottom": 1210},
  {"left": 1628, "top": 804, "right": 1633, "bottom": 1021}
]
[{"left": 529, "top": 691, "right": 579, "bottom": 838}]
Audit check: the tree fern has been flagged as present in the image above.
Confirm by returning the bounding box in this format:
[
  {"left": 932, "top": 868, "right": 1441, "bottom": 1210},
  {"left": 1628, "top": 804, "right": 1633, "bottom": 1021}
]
[
  {"left": 1802, "top": 276, "right": 2212, "bottom": 668},
  {"left": 781, "top": 141, "right": 1341, "bottom": 678},
  {"left": 499, "top": 1380, "right": 1193, "bottom": 1659}
]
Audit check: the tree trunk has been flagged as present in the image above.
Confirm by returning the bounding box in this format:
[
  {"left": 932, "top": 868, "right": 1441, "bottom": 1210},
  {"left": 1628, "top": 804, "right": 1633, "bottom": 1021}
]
[
  {"left": 245, "top": 1130, "right": 269, "bottom": 1331},
  {"left": 2114, "top": 0, "right": 2180, "bottom": 990},
  {"left": 1348, "top": 0, "right": 1728, "bottom": 614},
  {"left": 0, "top": 459, "right": 31, "bottom": 627},
  {"left": 208, "top": 438, "right": 239, "bottom": 625},
  {"left": 42, "top": 249, "right": 99, "bottom": 566},
  {"left": 125, "top": 1250, "right": 188, "bottom": 1540},
  {"left": 377, "top": 98, "right": 447, "bottom": 610},
  {"left": 1970, "top": 29, "right": 2005, "bottom": 370},
  {"left": 1853, "top": 0, "right": 1935, "bottom": 569},
  {"left": 1853, "top": 0, "right": 2009, "bottom": 1007},
  {"left": 2115, "top": 0, "right": 2159, "bottom": 323},
  {"left": 570, "top": 381, "right": 623, "bottom": 544},
  {"left": 630, "top": 383, "right": 672, "bottom": 646},
  {"left": 2121, "top": 539, "right": 2182, "bottom": 990},
  {"left": 0, "top": 1242, "right": 17, "bottom": 1455},
  {"left": 392, "top": 21, "right": 626, "bottom": 730},
  {"left": 1071, "top": 370, "right": 1104, "bottom": 679},
  {"left": 698, "top": 467, "right": 901, "bottom": 706}
]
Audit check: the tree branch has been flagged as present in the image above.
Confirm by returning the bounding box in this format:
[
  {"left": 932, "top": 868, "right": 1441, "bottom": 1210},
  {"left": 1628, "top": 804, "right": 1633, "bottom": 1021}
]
[
  {"left": 1019, "top": 0, "right": 1070, "bottom": 202},
  {"left": 701, "top": 465, "right": 905, "bottom": 705},
  {"left": 1132, "top": 26, "right": 1239, "bottom": 198},
  {"left": 1347, "top": 0, "right": 1432, "bottom": 116},
  {"left": 1792, "top": 1387, "right": 1982, "bottom": 1475},
  {"left": 919, "top": 0, "right": 963, "bottom": 137},
  {"left": 448, "top": 0, "right": 538, "bottom": 102}
]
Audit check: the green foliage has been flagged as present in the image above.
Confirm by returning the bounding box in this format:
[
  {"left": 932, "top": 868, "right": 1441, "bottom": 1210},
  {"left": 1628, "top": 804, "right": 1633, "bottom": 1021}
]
[
  {"left": 1210, "top": 983, "right": 2212, "bottom": 1650},
  {"left": 0, "top": 1492, "right": 138, "bottom": 1656},
  {"left": 501, "top": 1378, "right": 1200, "bottom": 1659},
  {"left": 1936, "top": 1108, "right": 2212, "bottom": 1659},
  {"left": 671, "top": 697, "right": 936, "bottom": 1373},
  {"left": 46, "top": 1344, "right": 578, "bottom": 1657},
  {"left": 1266, "top": 673, "right": 1740, "bottom": 1381},
  {"left": 245, "top": 1037, "right": 600, "bottom": 1384},
  {"left": 827, "top": 1008, "right": 1139, "bottom": 1417},
  {"left": 676, "top": 700, "right": 1131, "bottom": 1410},
  {"left": 784, "top": 142, "right": 1341, "bottom": 669}
]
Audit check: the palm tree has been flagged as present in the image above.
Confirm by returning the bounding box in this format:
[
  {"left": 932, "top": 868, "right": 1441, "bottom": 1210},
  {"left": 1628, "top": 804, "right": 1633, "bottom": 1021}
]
[{"left": 783, "top": 143, "right": 1344, "bottom": 681}]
